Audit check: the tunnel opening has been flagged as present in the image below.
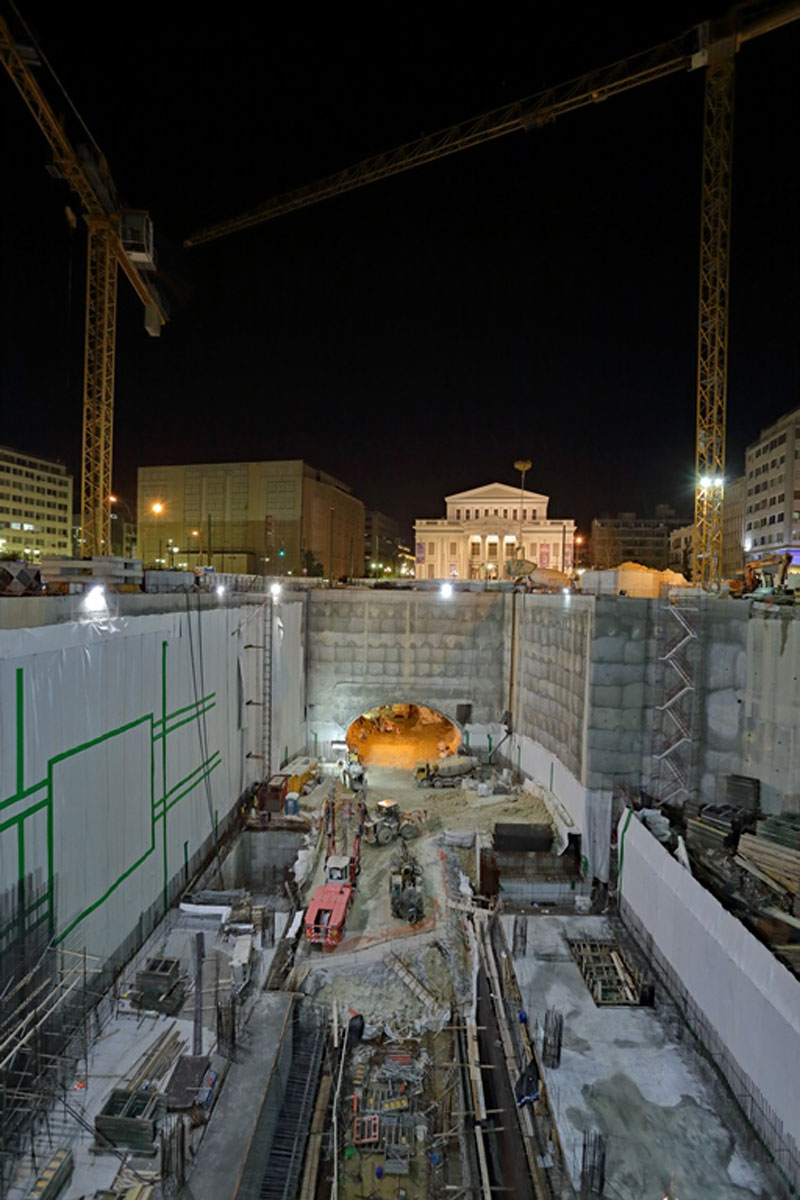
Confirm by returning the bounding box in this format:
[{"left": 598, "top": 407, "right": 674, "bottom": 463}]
[{"left": 346, "top": 703, "right": 461, "bottom": 768}]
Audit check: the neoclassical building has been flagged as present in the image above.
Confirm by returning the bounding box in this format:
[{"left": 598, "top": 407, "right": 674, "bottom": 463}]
[{"left": 415, "top": 483, "right": 576, "bottom": 580}]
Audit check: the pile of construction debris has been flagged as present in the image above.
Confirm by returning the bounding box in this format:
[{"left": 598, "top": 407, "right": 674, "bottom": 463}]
[{"left": 686, "top": 808, "right": 800, "bottom": 978}]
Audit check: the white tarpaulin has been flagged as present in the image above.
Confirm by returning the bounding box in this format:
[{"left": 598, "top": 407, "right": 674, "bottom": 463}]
[
  {"left": 618, "top": 810, "right": 800, "bottom": 1159},
  {"left": 0, "top": 600, "right": 305, "bottom": 964}
]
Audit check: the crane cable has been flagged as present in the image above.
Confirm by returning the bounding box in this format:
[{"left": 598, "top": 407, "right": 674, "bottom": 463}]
[{"left": 8, "top": 0, "right": 105, "bottom": 168}]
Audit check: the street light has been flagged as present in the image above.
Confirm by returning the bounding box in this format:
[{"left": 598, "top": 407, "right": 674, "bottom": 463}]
[
  {"left": 514, "top": 458, "right": 532, "bottom": 559},
  {"left": 151, "top": 501, "right": 165, "bottom": 567},
  {"left": 191, "top": 528, "right": 203, "bottom": 568}
]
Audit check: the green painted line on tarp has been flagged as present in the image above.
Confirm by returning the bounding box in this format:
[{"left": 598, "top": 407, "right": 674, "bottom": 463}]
[
  {"left": 0, "top": 798, "right": 48, "bottom": 836},
  {"left": 1, "top": 780, "right": 47, "bottom": 813},
  {"left": 7, "top": 644, "right": 223, "bottom": 945},
  {"left": 46, "top": 713, "right": 156, "bottom": 940},
  {"left": 0, "top": 893, "right": 48, "bottom": 942},
  {"left": 153, "top": 692, "right": 216, "bottom": 727},
  {"left": 16, "top": 668, "right": 24, "bottom": 793},
  {"left": 49, "top": 715, "right": 153, "bottom": 766},
  {"left": 55, "top": 844, "right": 155, "bottom": 945},
  {"left": 618, "top": 807, "right": 634, "bottom": 889},
  {"left": 164, "top": 758, "right": 221, "bottom": 815},
  {"left": 153, "top": 702, "right": 216, "bottom": 741},
  {"left": 153, "top": 752, "right": 221, "bottom": 815}
]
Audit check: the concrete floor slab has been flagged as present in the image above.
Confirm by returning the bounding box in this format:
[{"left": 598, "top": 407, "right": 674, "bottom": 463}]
[
  {"left": 185, "top": 992, "right": 293, "bottom": 1200},
  {"left": 502, "top": 914, "right": 788, "bottom": 1200}
]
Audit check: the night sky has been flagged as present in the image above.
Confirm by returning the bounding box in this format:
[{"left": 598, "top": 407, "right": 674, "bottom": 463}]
[{"left": 1, "top": 3, "right": 798, "bottom": 540}]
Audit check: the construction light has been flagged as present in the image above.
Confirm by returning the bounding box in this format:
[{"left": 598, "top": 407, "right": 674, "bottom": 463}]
[
  {"left": 151, "top": 501, "right": 164, "bottom": 514},
  {"left": 83, "top": 585, "right": 107, "bottom": 614},
  {"left": 270, "top": 583, "right": 282, "bottom": 599},
  {"left": 216, "top": 584, "right": 225, "bottom": 597},
  {"left": 699, "top": 475, "right": 712, "bottom": 489},
  {"left": 440, "top": 582, "right": 453, "bottom": 599},
  {"left": 714, "top": 477, "right": 724, "bottom": 488}
]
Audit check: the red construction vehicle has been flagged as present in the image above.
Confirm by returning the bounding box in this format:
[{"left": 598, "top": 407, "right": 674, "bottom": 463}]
[
  {"left": 304, "top": 794, "right": 366, "bottom": 946},
  {"left": 304, "top": 883, "right": 354, "bottom": 948}
]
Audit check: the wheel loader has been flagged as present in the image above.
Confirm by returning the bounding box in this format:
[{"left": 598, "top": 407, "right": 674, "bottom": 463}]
[{"left": 363, "top": 798, "right": 424, "bottom": 846}]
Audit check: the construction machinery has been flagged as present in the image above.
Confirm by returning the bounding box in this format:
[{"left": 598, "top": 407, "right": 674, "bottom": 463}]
[
  {"left": 304, "top": 793, "right": 364, "bottom": 947},
  {"left": 322, "top": 792, "right": 365, "bottom": 886},
  {"left": 363, "top": 798, "right": 425, "bottom": 846},
  {"left": 304, "top": 883, "right": 354, "bottom": 949},
  {"left": 415, "top": 755, "right": 479, "bottom": 789},
  {"left": 736, "top": 551, "right": 795, "bottom": 603},
  {"left": 389, "top": 844, "right": 424, "bottom": 924},
  {"left": 0, "top": 11, "right": 167, "bottom": 557},
  {"left": 185, "top": 3, "right": 800, "bottom": 590}
]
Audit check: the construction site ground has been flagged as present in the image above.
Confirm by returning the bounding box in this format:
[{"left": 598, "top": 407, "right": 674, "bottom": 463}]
[
  {"left": 292, "top": 764, "right": 545, "bottom": 1198},
  {"left": 504, "top": 914, "right": 788, "bottom": 1200},
  {"left": 295, "top": 765, "right": 552, "bottom": 1030}
]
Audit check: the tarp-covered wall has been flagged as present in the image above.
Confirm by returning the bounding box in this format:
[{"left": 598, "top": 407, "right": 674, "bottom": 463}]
[
  {"left": 618, "top": 810, "right": 800, "bottom": 1186},
  {"left": 0, "top": 599, "right": 305, "bottom": 965}
]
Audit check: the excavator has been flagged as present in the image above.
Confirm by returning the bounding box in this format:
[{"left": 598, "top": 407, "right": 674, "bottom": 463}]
[{"left": 728, "top": 552, "right": 795, "bottom": 603}]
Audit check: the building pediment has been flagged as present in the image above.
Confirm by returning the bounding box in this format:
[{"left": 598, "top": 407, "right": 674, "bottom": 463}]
[{"left": 445, "top": 482, "right": 549, "bottom": 504}]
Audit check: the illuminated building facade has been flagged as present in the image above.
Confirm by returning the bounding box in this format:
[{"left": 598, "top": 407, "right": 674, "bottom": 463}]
[
  {"left": 138, "top": 460, "right": 364, "bottom": 578},
  {"left": 414, "top": 483, "right": 575, "bottom": 581},
  {"left": 743, "top": 407, "right": 800, "bottom": 562},
  {"left": 0, "top": 445, "right": 73, "bottom": 559}
]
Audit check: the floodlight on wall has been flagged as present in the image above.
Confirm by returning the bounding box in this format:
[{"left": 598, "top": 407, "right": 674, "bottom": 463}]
[
  {"left": 270, "top": 583, "right": 282, "bottom": 599},
  {"left": 440, "top": 582, "right": 453, "bottom": 599},
  {"left": 216, "top": 585, "right": 225, "bottom": 597},
  {"left": 83, "top": 585, "right": 107, "bottom": 614}
]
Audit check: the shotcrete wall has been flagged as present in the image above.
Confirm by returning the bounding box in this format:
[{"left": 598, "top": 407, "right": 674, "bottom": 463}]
[
  {"left": 504, "top": 594, "right": 656, "bottom": 878},
  {"left": 306, "top": 590, "right": 506, "bottom": 746}
]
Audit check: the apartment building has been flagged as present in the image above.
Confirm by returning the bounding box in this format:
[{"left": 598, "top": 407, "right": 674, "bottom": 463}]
[
  {"left": 743, "top": 407, "right": 800, "bottom": 561},
  {"left": 0, "top": 445, "right": 73, "bottom": 559}
]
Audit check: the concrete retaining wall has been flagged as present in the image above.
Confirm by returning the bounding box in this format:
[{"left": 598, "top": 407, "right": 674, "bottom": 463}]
[
  {"left": 306, "top": 589, "right": 506, "bottom": 742},
  {"left": 619, "top": 810, "right": 800, "bottom": 1190}
]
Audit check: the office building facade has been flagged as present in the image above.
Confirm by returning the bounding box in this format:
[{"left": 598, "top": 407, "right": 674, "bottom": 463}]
[
  {"left": 0, "top": 445, "right": 73, "bottom": 560},
  {"left": 137, "top": 459, "right": 364, "bottom": 578}
]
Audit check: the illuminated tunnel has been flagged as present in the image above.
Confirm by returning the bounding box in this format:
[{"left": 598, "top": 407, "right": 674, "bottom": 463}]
[{"left": 346, "top": 703, "right": 461, "bottom": 768}]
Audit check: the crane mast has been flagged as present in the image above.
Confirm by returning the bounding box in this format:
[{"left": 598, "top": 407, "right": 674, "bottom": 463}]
[
  {"left": 187, "top": 2, "right": 800, "bottom": 589},
  {"left": 693, "top": 47, "right": 735, "bottom": 587},
  {"left": 0, "top": 12, "right": 167, "bottom": 557}
]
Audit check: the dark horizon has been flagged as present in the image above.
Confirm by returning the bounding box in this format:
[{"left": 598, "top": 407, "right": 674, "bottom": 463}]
[{"left": 2, "top": 3, "right": 798, "bottom": 539}]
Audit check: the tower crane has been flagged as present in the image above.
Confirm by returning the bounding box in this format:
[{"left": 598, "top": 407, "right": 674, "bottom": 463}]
[
  {"left": 0, "top": 10, "right": 168, "bottom": 558},
  {"left": 185, "top": 2, "right": 800, "bottom": 589}
]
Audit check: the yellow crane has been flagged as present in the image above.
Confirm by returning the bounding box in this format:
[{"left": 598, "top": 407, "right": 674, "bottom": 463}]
[
  {"left": 0, "top": 10, "right": 168, "bottom": 558},
  {"left": 186, "top": 2, "right": 800, "bottom": 589}
]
